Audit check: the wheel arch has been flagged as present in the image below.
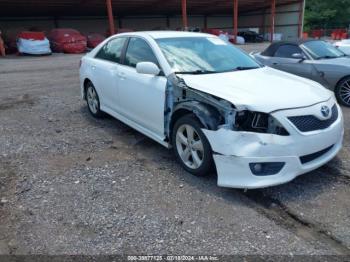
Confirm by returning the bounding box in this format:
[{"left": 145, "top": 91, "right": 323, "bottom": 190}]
[
  {"left": 83, "top": 78, "right": 93, "bottom": 100},
  {"left": 335, "top": 74, "right": 350, "bottom": 106},
  {"left": 169, "top": 101, "right": 222, "bottom": 144},
  {"left": 335, "top": 75, "right": 350, "bottom": 89}
]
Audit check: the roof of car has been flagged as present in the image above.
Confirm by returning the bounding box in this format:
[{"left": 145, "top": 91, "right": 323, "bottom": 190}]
[
  {"left": 116, "top": 30, "right": 214, "bottom": 39},
  {"left": 261, "top": 39, "right": 322, "bottom": 56}
]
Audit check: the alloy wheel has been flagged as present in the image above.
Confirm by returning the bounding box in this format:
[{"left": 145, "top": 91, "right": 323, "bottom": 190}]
[
  {"left": 175, "top": 124, "right": 204, "bottom": 169},
  {"left": 87, "top": 86, "right": 99, "bottom": 114},
  {"left": 339, "top": 80, "right": 350, "bottom": 105}
]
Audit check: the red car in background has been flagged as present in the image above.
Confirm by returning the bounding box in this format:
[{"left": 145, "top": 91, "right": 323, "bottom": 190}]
[
  {"left": 49, "top": 28, "right": 87, "bottom": 54},
  {"left": 87, "top": 33, "right": 106, "bottom": 48}
]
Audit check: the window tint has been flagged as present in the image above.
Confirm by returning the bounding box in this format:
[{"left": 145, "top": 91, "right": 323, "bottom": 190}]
[
  {"left": 95, "top": 37, "right": 126, "bottom": 63},
  {"left": 125, "top": 38, "right": 158, "bottom": 67},
  {"left": 274, "top": 44, "right": 303, "bottom": 58}
]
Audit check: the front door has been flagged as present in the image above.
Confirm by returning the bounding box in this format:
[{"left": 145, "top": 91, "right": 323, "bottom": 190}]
[{"left": 117, "top": 37, "right": 167, "bottom": 137}]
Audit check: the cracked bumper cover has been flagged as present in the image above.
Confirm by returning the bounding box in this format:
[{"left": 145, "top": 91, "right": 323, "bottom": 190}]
[{"left": 202, "top": 107, "right": 344, "bottom": 189}]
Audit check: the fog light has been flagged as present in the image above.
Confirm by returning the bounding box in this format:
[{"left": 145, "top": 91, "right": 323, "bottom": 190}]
[
  {"left": 252, "top": 163, "right": 262, "bottom": 173},
  {"left": 249, "top": 162, "right": 285, "bottom": 176}
]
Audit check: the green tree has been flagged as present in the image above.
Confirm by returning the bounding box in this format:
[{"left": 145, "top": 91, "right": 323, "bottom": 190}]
[{"left": 304, "top": 0, "right": 350, "bottom": 31}]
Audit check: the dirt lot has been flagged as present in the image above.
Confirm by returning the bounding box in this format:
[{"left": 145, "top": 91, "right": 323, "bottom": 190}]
[{"left": 0, "top": 49, "right": 349, "bottom": 256}]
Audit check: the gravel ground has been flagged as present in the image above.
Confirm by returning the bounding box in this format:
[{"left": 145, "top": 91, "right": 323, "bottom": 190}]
[{"left": 0, "top": 48, "right": 349, "bottom": 256}]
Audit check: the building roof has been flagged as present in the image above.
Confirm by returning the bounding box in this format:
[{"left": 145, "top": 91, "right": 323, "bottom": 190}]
[{"left": 0, "top": 0, "right": 302, "bottom": 17}]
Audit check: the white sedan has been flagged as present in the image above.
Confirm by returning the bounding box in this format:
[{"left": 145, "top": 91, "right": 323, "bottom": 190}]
[
  {"left": 80, "top": 31, "right": 344, "bottom": 189},
  {"left": 334, "top": 39, "right": 350, "bottom": 55}
]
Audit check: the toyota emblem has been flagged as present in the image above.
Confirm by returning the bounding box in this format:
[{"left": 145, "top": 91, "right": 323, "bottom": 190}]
[{"left": 321, "top": 105, "right": 330, "bottom": 118}]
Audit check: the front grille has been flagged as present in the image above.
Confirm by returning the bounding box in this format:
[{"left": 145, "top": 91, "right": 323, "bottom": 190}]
[
  {"left": 299, "top": 145, "right": 334, "bottom": 164},
  {"left": 288, "top": 105, "right": 338, "bottom": 132}
]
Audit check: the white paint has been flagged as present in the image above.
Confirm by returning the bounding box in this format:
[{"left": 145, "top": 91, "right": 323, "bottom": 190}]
[
  {"left": 136, "top": 62, "right": 161, "bottom": 75},
  {"left": 203, "top": 102, "right": 344, "bottom": 189},
  {"left": 179, "top": 66, "right": 332, "bottom": 113},
  {"left": 80, "top": 32, "right": 343, "bottom": 188}
]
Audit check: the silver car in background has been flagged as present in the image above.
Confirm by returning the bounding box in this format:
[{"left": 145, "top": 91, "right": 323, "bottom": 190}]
[{"left": 253, "top": 40, "right": 350, "bottom": 107}]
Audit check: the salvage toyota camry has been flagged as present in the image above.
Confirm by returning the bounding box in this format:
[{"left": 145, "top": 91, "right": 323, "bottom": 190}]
[{"left": 79, "top": 31, "right": 344, "bottom": 189}]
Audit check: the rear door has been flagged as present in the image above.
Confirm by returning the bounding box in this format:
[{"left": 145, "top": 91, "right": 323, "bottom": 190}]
[{"left": 92, "top": 37, "right": 127, "bottom": 112}]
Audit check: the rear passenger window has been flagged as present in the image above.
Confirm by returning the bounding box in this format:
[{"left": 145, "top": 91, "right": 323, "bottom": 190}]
[
  {"left": 124, "top": 38, "right": 158, "bottom": 68},
  {"left": 95, "top": 37, "right": 126, "bottom": 63},
  {"left": 274, "top": 44, "right": 303, "bottom": 58}
]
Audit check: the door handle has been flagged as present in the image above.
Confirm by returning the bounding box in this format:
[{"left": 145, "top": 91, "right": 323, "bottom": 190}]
[{"left": 91, "top": 65, "right": 96, "bottom": 70}]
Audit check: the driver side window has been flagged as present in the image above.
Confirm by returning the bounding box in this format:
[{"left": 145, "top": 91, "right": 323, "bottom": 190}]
[{"left": 274, "top": 44, "right": 304, "bottom": 59}]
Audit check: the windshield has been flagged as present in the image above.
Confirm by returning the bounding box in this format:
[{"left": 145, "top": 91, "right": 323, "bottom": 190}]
[
  {"left": 302, "top": 41, "right": 345, "bottom": 59},
  {"left": 337, "top": 46, "right": 350, "bottom": 55},
  {"left": 156, "top": 37, "right": 261, "bottom": 74}
]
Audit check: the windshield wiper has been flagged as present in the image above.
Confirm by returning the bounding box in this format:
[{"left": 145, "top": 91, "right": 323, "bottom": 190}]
[
  {"left": 316, "top": 55, "right": 338, "bottom": 60},
  {"left": 174, "top": 70, "right": 217, "bottom": 75},
  {"left": 174, "top": 67, "right": 260, "bottom": 74},
  {"left": 233, "top": 66, "right": 260, "bottom": 71}
]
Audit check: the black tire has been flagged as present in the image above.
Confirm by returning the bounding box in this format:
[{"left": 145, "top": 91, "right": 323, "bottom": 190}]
[
  {"left": 85, "top": 82, "right": 104, "bottom": 118},
  {"left": 335, "top": 76, "right": 350, "bottom": 107},
  {"left": 172, "top": 114, "right": 214, "bottom": 176}
]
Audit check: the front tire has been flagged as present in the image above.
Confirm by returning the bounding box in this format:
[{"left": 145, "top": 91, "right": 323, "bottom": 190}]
[
  {"left": 85, "top": 82, "right": 104, "bottom": 118},
  {"left": 172, "top": 114, "right": 214, "bottom": 176},
  {"left": 335, "top": 76, "right": 350, "bottom": 107}
]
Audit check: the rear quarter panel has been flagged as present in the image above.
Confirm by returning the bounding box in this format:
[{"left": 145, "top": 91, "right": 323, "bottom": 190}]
[{"left": 79, "top": 56, "right": 96, "bottom": 99}]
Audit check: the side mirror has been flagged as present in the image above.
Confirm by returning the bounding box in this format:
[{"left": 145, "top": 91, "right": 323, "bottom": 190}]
[
  {"left": 291, "top": 53, "right": 306, "bottom": 61},
  {"left": 136, "top": 62, "right": 160, "bottom": 75}
]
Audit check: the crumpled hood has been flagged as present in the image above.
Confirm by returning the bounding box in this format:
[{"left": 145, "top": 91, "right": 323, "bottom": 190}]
[{"left": 179, "top": 67, "right": 332, "bottom": 113}]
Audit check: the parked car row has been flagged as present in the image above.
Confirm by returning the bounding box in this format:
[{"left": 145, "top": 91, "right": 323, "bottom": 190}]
[
  {"left": 2, "top": 28, "right": 110, "bottom": 55},
  {"left": 3, "top": 26, "right": 265, "bottom": 56}
]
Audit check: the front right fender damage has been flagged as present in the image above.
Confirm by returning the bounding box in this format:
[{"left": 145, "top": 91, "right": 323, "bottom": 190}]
[{"left": 164, "top": 73, "right": 343, "bottom": 189}]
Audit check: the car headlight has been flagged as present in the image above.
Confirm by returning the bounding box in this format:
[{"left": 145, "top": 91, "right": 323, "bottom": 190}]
[{"left": 235, "top": 111, "right": 289, "bottom": 136}]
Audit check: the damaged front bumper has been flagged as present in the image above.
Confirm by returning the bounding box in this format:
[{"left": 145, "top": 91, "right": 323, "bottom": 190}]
[{"left": 202, "top": 105, "right": 344, "bottom": 189}]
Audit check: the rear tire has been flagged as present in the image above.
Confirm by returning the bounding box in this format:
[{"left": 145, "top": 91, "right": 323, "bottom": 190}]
[
  {"left": 172, "top": 114, "right": 214, "bottom": 176},
  {"left": 335, "top": 76, "right": 350, "bottom": 107},
  {"left": 85, "top": 82, "right": 104, "bottom": 118}
]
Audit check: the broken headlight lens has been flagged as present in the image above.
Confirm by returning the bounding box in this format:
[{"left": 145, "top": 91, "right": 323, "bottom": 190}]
[{"left": 235, "top": 111, "right": 289, "bottom": 136}]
